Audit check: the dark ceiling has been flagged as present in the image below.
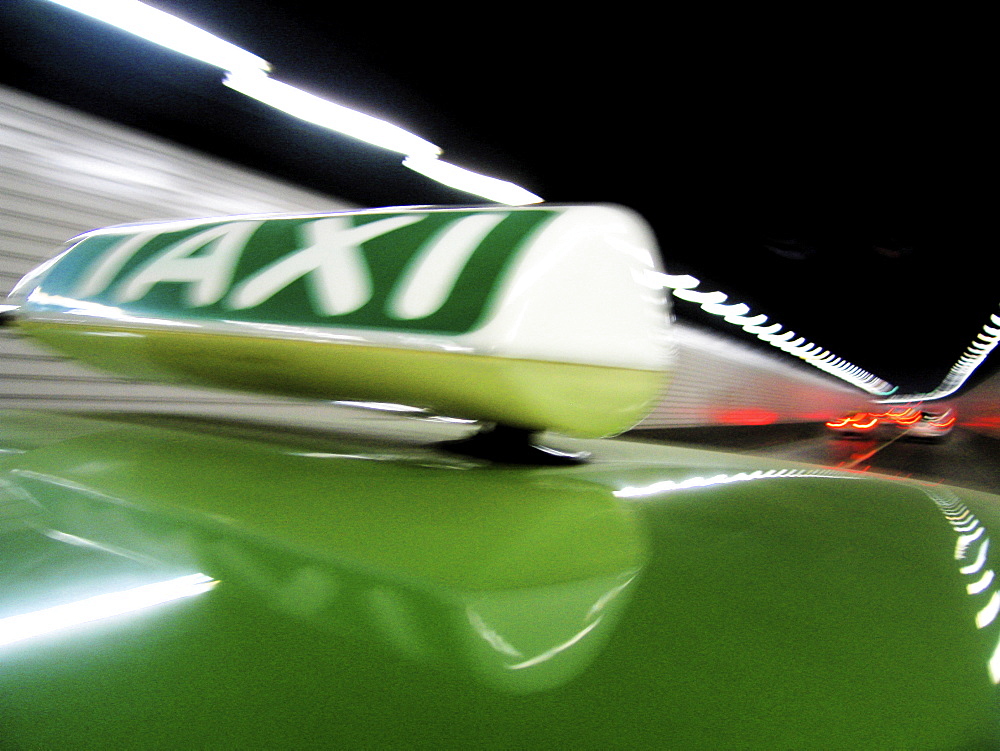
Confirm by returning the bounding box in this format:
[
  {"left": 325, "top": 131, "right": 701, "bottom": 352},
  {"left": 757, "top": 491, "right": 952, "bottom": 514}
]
[{"left": 1, "top": 1, "right": 994, "bottom": 395}]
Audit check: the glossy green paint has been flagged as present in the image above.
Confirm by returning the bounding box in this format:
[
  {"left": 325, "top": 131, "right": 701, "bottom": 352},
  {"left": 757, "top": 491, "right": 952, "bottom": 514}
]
[{"left": 1, "top": 409, "right": 998, "bottom": 748}]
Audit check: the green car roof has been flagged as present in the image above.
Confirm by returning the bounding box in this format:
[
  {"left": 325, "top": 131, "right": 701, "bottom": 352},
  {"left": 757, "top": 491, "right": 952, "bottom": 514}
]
[{"left": 2, "top": 408, "right": 998, "bottom": 749}]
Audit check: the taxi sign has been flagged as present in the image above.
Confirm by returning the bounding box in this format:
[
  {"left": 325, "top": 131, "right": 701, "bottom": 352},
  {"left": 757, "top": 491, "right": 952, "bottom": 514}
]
[{"left": 6, "top": 204, "right": 672, "bottom": 437}]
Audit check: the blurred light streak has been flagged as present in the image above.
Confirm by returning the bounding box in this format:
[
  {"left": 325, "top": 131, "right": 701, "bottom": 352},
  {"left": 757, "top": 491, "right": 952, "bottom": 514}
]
[
  {"left": 955, "top": 517, "right": 979, "bottom": 534},
  {"left": 402, "top": 156, "right": 543, "bottom": 206},
  {"left": 968, "top": 570, "right": 995, "bottom": 595},
  {"left": 960, "top": 540, "right": 989, "bottom": 575},
  {"left": 671, "top": 288, "right": 728, "bottom": 305},
  {"left": 701, "top": 302, "right": 749, "bottom": 316},
  {"left": 881, "top": 303, "right": 1000, "bottom": 403},
  {"left": 39, "top": 0, "right": 542, "bottom": 206},
  {"left": 659, "top": 274, "right": 897, "bottom": 395},
  {"left": 726, "top": 313, "right": 768, "bottom": 326},
  {"left": 779, "top": 337, "right": 807, "bottom": 351},
  {"left": 225, "top": 70, "right": 441, "bottom": 158},
  {"left": 990, "top": 638, "right": 1000, "bottom": 684},
  {"left": 655, "top": 273, "right": 699, "bottom": 290},
  {"left": 614, "top": 468, "right": 849, "bottom": 499},
  {"left": 44, "top": 0, "right": 269, "bottom": 74},
  {"left": 957, "top": 526, "right": 986, "bottom": 560},
  {"left": 977, "top": 591, "right": 1000, "bottom": 629},
  {"left": 506, "top": 618, "right": 605, "bottom": 671},
  {"left": 926, "top": 490, "right": 1000, "bottom": 685}
]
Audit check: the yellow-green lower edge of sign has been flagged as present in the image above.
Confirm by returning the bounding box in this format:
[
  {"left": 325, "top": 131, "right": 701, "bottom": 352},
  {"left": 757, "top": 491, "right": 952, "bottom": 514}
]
[{"left": 19, "top": 322, "right": 668, "bottom": 438}]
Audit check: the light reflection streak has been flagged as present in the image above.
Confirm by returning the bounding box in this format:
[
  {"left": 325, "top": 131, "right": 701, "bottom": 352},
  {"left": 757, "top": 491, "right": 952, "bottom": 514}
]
[
  {"left": 968, "top": 570, "right": 995, "bottom": 595},
  {"left": 956, "top": 525, "right": 985, "bottom": 559},
  {"left": 587, "top": 575, "right": 638, "bottom": 619},
  {"left": 960, "top": 540, "right": 989, "bottom": 575},
  {"left": 614, "top": 468, "right": 850, "bottom": 499},
  {"left": 0, "top": 573, "right": 217, "bottom": 648},
  {"left": 990, "top": 643, "right": 1000, "bottom": 685},
  {"left": 506, "top": 617, "right": 604, "bottom": 671},
  {"left": 955, "top": 517, "right": 979, "bottom": 533},
  {"left": 15, "top": 296, "right": 481, "bottom": 354},
  {"left": 24, "top": 291, "right": 201, "bottom": 329},
  {"left": 464, "top": 571, "right": 639, "bottom": 680},
  {"left": 467, "top": 611, "right": 524, "bottom": 658},
  {"left": 335, "top": 401, "right": 428, "bottom": 414},
  {"left": 926, "top": 488, "right": 1000, "bottom": 683},
  {"left": 976, "top": 591, "right": 1000, "bottom": 629}
]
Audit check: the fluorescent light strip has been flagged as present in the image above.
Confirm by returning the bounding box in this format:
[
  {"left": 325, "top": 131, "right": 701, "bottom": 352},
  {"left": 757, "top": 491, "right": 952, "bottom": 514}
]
[
  {"left": 42, "top": 0, "right": 541, "bottom": 205},
  {"left": 880, "top": 306, "right": 1000, "bottom": 403},
  {"left": 671, "top": 288, "right": 728, "bottom": 305},
  {"left": 0, "top": 573, "right": 217, "bottom": 648},
  {"left": 702, "top": 302, "right": 749, "bottom": 317},
  {"left": 44, "top": 0, "right": 269, "bottom": 74},
  {"left": 656, "top": 273, "right": 699, "bottom": 290},
  {"left": 403, "top": 156, "right": 543, "bottom": 206},
  {"left": 660, "top": 276, "right": 996, "bottom": 402},
  {"left": 660, "top": 275, "right": 898, "bottom": 395},
  {"left": 224, "top": 70, "right": 442, "bottom": 159}
]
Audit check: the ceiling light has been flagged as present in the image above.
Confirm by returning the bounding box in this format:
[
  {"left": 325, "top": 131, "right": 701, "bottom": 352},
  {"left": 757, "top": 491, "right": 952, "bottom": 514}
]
[
  {"left": 225, "top": 70, "right": 442, "bottom": 158},
  {"left": 402, "top": 156, "right": 542, "bottom": 206},
  {"left": 658, "top": 273, "right": 700, "bottom": 290},
  {"left": 671, "top": 288, "right": 728, "bottom": 305},
  {"left": 44, "top": 0, "right": 269, "bottom": 74}
]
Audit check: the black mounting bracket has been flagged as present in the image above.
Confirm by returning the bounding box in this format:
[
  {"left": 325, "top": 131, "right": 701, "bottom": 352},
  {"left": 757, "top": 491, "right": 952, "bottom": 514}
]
[{"left": 437, "top": 424, "right": 590, "bottom": 466}]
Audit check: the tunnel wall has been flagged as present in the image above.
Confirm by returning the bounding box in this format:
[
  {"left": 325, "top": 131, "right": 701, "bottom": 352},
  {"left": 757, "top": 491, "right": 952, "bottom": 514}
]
[{"left": 954, "top": 371, "right": 1000, "bottom": 439}]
